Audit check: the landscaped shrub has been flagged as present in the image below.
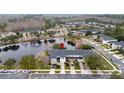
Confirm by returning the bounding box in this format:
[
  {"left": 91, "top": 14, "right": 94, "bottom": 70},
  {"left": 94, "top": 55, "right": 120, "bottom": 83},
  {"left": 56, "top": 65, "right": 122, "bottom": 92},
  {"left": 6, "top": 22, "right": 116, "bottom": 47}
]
[
  {"left": 79, "top": 44, "right": 92, "bottom": 49},
  {"left": 3, "top": 58, "right": 16, "bottom": 69},
  {"left": 53, "top": 43, "right": 66, "bottom": 49}
]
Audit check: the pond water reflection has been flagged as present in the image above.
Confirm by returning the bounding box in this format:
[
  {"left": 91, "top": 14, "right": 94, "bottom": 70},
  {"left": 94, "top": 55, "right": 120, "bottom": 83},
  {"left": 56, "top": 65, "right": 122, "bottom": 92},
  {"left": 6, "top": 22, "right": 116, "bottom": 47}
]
[{"left": 0, "top": 38, "right": 75, "bottom": 63}]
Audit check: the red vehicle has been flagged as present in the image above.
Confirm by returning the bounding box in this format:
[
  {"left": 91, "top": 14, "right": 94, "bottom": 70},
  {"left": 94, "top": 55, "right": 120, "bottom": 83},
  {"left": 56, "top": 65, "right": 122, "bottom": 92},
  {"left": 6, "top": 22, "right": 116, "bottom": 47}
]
[{"left": 60, "top": 43, "right": 64, "bottom": 49}]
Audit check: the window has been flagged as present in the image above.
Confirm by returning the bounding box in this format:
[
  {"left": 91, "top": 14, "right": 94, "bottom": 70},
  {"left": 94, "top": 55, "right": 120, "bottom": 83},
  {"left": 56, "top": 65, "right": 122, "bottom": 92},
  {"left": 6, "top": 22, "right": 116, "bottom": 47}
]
[{"left": 57, "top": 57, "right": 60, "bottom": 62}]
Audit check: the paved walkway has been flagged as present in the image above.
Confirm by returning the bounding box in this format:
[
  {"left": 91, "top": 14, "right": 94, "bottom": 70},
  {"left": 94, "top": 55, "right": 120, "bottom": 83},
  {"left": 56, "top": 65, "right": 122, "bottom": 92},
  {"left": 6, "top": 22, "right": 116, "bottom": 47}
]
[
  {"left": 30, "top": 74, "right": 111, "bottom": 79},
  {"left": 60, "top": 63, "right": 66, "bottom": 74},
  {"left": 79, "top": 62, "right": 87, "bottom": 74},
  {"left": 70, "top": 62, "right": 76, "bottom": 74},
  {"left": 49, "top": 68, "right": 55, "bottom": 74},
  {"left": 79, "top": 62, "right": 92, "bottom": 74},
  {"left": 97, "top": 70, "right": 103, "bottom": 74}
]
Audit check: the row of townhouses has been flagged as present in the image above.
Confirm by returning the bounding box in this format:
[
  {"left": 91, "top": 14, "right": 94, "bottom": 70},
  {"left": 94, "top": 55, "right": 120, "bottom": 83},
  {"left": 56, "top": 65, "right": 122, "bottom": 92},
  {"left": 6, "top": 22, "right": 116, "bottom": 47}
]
[
  {"left": 98, "top": 34, "right": 124, "bottom": 52},
  {"left": 64, "top": 22, "right": 116, "bottom": 29},
  {"left": 47, "top": 25, "right": 68, "bottom": 36},
  {"left": 0, "top": 32, "right": 17, "bottom": 39}
]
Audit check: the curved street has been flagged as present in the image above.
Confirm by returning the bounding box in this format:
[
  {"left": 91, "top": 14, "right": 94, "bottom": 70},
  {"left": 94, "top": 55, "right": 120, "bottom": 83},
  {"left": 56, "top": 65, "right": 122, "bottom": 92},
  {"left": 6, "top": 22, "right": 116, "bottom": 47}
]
[{"left": 83, "top": 38, "right": 124, "bottom": 72}]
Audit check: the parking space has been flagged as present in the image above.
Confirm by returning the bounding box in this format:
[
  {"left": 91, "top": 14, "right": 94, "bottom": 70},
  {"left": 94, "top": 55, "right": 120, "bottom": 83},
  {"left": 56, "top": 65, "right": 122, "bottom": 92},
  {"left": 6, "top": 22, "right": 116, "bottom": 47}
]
[
  {"left": 79, "top": 62, "right": 93, "bottom": 74},
  {"left": 49, "top": 67, "right": 55, "bottom": 74},
  {"left": 70, "top": 62, "right": 76, "bottom": 74},
  {"left": 60, "top": 63, "right": 66, "bottom": 74},
  {"left": 0, "top": 73, "right": 30, "bottom": 79}
]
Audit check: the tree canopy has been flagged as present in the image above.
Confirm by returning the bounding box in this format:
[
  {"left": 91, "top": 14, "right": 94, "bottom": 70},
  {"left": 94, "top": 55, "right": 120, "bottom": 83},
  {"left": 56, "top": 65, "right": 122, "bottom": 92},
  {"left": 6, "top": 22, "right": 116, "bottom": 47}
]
[
  {"left": 3, "top": 58, "right": 16, "bottom": 68},
  {"left": 104, "top": 27, "right": 124, "bottom": 40},
  {"left": 19, "top": 55, "right": 36, "bottom": 69}
]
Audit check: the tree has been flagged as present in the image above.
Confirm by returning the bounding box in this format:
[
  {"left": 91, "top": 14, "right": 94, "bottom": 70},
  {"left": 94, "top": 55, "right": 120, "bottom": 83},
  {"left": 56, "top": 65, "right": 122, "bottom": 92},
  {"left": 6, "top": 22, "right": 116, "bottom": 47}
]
[
  {"left": 53, "top": 43, "right": 66, "bottom": 49},
  {"left": 3, "top": 58, "right": 16, "bottom": 68},
  {"left": 53, "top": 44, "right": 61, "bottom": 49},
  {"left": 43, "top": 19, "right": 55, "bottom": 30},
  {"left": 19, "top": 55, "right": 36, "bottom": 69},
  {"left": 0, "top": 22, "right": 7, "bottom": 31},
  {"left": 79, "top": 44, "right": 92, "bottom": 49},
  {"left": 85, "top": 31, "right": 92, "bottom": 36},
  {"left": 0, "top": 35, "right": 21, "bottom": 44},
  {"left": 104, "top": 27, "right": 124, "bottom": 41},
  {"left": 85, "top": 55, "right": 104, "bottom": 70},
  {"left": 32, "top": 32, "right": 41, "bottom": 37},
  {"left": 85, "top": 18, "right": 99, "bottom": 23}
]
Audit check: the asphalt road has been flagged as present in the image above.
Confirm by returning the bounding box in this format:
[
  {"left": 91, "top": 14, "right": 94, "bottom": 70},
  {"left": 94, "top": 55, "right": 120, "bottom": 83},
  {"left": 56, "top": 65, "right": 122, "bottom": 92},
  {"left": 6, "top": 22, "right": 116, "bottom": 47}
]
[
  {"left": 84, "top": 39, "right": 124, "bottom": 72},
  {"left": 30, "top": 74, "right": 111, "bottom": 79}
]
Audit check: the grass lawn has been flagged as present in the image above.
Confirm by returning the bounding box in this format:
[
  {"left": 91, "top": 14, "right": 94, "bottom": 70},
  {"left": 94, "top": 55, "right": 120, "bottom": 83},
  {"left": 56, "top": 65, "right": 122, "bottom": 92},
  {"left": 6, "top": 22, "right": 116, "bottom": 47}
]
[
  {"left": 74, "top": 62, "right": 81, "bottom": 73},
  {"left": 101, "top": 44, "right": 111, "bottom": 49},
  {"left": 32, "top": 71, "right": 50, "bottom": 73},
  {"left": 55, "top": 70, "right": 61, "bottom": 73},
  {"left": 55, "top": 65, "right": 61, "bottom": 73},
  {"left": 92, "top": 71, "right": 98, "bottom": 74},
  {"left": 118, "top": 54, "right": 124, "bottom": 58},
  {"left": 0, "top": 65, "right": 21, "bottom": 69},
  {"left": 75, "top": 70, "right": 81, "bottom": 74},
  {"left": 65, "top": 63, "right": 70, "bottom": 70},
  {"left": 0, "top": 65, "right": 6, "bottom": 69},
  {"left": 65, "top": 62, "right": 70, "bottom": 73},
  {"left": 115, "top": 51, "right": 121, "bottom": 55},
  {"left": 74, "top": 62, "right": 80, "bottom": 70},
  {"left": 102, "top": 71, "right": 109, "bottom": 74},
  {"left": 1, "top": 60, "right": 52, "bottom": 70},
  {"left": 110, "top": 49, "right": 117, "bottom": 52},
  {"left": 35, "top": 61, "right": 51, "bottom": 69},
  {"left": 111, "top": 50, "right": 120, "bottom": 54},
  {"left": 111, "top": 62, "right": 120, "bottom": 70},
  {"left": 85, "top": 55, "right": 114, "bottom": 70}
]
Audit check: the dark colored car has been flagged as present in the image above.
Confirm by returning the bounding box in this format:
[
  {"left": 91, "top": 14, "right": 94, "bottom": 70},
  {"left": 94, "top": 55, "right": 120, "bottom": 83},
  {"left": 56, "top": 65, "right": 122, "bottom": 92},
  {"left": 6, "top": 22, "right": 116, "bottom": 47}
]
[{"left": 71, "top": 64, "right": 74, "bottom": 66}]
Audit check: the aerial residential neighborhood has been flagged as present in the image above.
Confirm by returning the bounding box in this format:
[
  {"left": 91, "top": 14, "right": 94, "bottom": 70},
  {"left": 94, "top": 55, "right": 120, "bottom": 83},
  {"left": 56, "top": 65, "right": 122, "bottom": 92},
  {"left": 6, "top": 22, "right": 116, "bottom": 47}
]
[{"left": 0, "top": 14, "right": 124, "bottom": 79}]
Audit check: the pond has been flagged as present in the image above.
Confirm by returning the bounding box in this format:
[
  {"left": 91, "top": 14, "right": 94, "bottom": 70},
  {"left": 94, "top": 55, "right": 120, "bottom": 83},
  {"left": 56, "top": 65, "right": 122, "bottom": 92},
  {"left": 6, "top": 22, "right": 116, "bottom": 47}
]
[{"left": 0, "top": 38, "right": 75, "bottom": 63}]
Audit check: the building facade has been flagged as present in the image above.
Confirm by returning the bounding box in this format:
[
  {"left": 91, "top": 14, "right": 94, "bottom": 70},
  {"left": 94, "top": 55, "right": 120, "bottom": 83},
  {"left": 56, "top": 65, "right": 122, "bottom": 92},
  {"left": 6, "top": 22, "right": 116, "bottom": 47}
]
[{"left": 49, "top": 49, "right": 94, "bottom": 65}]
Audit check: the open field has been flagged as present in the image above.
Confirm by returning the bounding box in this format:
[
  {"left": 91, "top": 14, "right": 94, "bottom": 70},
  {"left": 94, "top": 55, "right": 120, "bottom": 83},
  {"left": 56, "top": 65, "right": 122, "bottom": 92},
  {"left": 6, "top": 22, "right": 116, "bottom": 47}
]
[{"left": 85, "top": 55, "right": 114, "bottom": 70}]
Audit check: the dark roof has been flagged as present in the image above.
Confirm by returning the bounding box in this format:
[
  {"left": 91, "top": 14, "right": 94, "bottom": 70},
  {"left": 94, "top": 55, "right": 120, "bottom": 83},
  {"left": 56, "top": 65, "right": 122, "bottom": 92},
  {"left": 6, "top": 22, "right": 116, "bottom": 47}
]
[
  {"left": 79, "top": 30, "right": 87, "bottom": 32},
  {"left": 20, "top": 29, "right": 40, "bottom": 33},
  {"left": 112, "top": 41, "right": 124, "bottom": 47},
  {"left": 49, "top": 49, "right": 94, "bottom": 58},
  {"left": 99, "top": 34, "right": 117, "bottom": 41},
  {"left": 79, "top": 29, "right": 104, "bottom": 34}
]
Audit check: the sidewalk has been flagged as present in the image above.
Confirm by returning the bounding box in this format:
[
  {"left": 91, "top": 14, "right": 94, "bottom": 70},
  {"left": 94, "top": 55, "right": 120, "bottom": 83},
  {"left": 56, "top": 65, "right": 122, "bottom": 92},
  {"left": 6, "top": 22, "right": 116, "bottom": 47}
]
[
  {"left": 60, "top": 63, "right": 66, "bottom": 74},
  {"left": 49, "top": 68, "right": 55, "bottom": 74},
  {"left": 70, "top": 62, "right": 76, "bottom": 74}
]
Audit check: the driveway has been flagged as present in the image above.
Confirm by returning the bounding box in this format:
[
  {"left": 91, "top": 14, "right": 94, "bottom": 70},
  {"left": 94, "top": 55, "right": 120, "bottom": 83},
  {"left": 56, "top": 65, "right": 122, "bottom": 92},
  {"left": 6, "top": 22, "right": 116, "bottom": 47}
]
[
  {"left": 49, "top": 68, "right": 55, "bottom": 74},
  {"left": 60, "top": 63, "right": 66, "bottom": 74},
  {"left": 70, "top": 62, "right": 76, "bottom": 74},
  {"left": 79, "top": 62, "right": 92, "bottom": 74}
]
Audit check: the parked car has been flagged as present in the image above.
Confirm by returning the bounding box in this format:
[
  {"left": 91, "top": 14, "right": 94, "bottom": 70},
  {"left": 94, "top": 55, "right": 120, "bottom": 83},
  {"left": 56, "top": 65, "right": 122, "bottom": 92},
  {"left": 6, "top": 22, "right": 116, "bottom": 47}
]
[
  {"left": 52, "top": 64, "right": 56, "bottom": 68},
  {"left": 71, "top": 64, "right": 74, "bottom": 66}
]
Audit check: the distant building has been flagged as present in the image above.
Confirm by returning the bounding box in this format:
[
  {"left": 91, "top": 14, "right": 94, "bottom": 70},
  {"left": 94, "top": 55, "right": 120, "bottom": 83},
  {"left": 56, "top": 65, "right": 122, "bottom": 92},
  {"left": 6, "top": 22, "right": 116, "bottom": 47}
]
[
  {"left": 78, "top": 30, "right": 88, "bottom": 36},
  {"left": 0, "top": 32, "right": 17, "bottom": 38},
  {"left": 47, "top": 25, "right": 68, "bottom": 36},
  {"left": 111, "top": 41, "right": 124, "bottom": 50},
  {"left": 98, "top": 34, "right": 118, "bottom": 44},
  {"left": 75, "top": 29, "right": 104, "bottom": 36},
  {"left": 65, "top": 22, "right": 86, "bottom": 27}
]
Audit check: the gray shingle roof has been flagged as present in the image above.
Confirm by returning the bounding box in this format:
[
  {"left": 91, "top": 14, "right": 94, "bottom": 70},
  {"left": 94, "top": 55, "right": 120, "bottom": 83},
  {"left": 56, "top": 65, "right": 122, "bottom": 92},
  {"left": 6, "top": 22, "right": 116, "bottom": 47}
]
[
  {"left": 99, "top": 34, "right": 117, "bottom": 41},
  {"left": 49, "top": 49, "right": 94, "bottom": 58},
  {"left": 112, "top": 41, "right": 124, "bottom": 47}
]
